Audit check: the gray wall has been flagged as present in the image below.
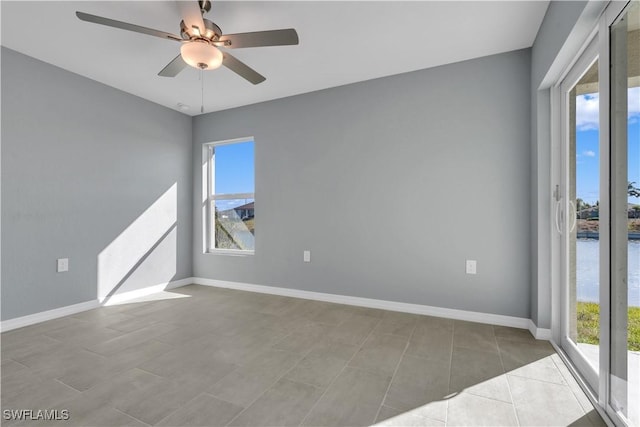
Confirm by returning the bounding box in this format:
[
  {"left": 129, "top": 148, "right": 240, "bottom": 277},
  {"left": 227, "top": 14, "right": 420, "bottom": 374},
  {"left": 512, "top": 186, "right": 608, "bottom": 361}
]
[
  {"left": 1, "top": 48, "right": 193, "bottom": 320},
  {"left": 194, "top": 49, "right": 532, "bottom": 319},
  {"left": 529, "top": 1, "right": 605, "bottom": 329}
]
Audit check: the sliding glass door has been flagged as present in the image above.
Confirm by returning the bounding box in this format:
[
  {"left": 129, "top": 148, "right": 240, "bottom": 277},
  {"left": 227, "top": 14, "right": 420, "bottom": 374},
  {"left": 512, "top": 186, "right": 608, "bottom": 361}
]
[{"left": 557, "top": 2, "right": 639, "bottom": 425}]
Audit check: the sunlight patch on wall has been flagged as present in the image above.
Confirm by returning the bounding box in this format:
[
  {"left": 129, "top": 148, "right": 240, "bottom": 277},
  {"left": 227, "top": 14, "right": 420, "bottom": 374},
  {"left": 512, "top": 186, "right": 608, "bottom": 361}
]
[{"left": 97, "top": 183, "right": 178, "bottom": 302}]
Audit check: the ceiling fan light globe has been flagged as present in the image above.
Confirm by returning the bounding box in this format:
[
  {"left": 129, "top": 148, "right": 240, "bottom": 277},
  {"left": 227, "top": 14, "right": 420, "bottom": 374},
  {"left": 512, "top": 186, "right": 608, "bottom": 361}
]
[{"left": 180, "top": 41, "right": 223, "bottom": 70}]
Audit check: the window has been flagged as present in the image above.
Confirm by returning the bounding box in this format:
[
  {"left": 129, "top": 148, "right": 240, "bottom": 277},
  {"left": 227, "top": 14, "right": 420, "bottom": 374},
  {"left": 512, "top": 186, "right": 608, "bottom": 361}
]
[{"left": 205, "top": 138, "right": 255, "bottom": 253}]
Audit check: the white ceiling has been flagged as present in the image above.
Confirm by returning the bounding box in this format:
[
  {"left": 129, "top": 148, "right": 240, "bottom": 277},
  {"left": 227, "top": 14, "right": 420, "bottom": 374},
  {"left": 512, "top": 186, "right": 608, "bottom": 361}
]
[{"left": 1, "top": 1, "right": 549, "bottom": 116}]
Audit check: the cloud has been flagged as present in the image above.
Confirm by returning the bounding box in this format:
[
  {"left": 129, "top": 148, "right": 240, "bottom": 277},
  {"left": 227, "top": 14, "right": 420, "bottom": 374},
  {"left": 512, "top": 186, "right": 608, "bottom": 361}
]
[
  {"left": 629, "top": 86, "right": 640, "bottom": 119},
  {"left": 576, "top": 87, "right": 640, "bottom": 131},
  {"left": 576, "top": 93, "right": 599, "bottom": 131},
  {"left": 583, "top": 150, "right": 596, "bottom": 157}
]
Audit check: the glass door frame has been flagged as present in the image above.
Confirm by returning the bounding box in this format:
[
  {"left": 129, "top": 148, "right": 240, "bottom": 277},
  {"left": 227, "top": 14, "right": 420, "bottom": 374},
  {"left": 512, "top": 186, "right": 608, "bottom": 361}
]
[{"left": 557, "top": 34, "right": 601, "bottom": 395}]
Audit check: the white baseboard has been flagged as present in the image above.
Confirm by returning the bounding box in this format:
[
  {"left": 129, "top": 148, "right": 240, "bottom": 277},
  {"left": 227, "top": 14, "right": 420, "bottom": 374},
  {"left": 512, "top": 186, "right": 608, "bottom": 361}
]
[
  {"left": 192, "top": 277, "right": 533, "bottom": 331},
  {"left": 100, "top": 277, "right": 195, "bottom": 306},
  {"left": 528, "top": 319, "right": 552, "bottom": 340},
  {"left": 1, "top": 277, "right": 195, "bottom": 333},
  {"left": 2, "top": 277, "right": 547, "bottom": 340},
  {"left": 0, "top": 300, "right": 100, "bottom": 333}
]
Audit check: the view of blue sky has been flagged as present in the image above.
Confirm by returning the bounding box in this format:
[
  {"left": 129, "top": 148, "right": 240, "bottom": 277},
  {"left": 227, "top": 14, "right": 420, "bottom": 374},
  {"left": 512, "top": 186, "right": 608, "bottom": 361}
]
[
  {"left": 576, "top": 86, "right": 640, "bottom": 205},
  {"left": 213, "top": 140, "right": 255, "bottom": 211},
  {"left": 214, "top": 140, "right": 255, "bottom": 195}
]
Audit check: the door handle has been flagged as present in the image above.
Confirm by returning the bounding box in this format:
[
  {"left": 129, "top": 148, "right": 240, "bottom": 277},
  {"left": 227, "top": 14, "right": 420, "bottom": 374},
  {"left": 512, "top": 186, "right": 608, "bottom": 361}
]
[
  {"left": 555, "top": 198, "right": 563, "bottom": 235},
  {"left": 569, "top": 200, "right": 577, "bottom": 233}
]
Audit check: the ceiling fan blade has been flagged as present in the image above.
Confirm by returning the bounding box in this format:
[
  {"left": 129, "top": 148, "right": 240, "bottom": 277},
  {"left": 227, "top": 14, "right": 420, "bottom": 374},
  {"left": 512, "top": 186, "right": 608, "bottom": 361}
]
[
  {"left": 219, "top": 29, "right": 299, "bottom": 49},
  {"left": 222, "top": 52, "right": 266, "bottom": 85},
  {"left": 176, "top": 1, "right": 206, "bottom": 36},
  {"left": 158, "top": 54, "right": 188, "bottom": 77},
  {"left": 76, "top": 11, "right": 182, "bottom": 42}
]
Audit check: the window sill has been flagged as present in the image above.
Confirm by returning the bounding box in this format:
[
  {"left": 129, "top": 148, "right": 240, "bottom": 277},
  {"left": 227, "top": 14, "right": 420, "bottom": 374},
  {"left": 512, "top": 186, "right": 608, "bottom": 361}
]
[{"left": 205, "top": 249, "right": 254, "bottom": 257}]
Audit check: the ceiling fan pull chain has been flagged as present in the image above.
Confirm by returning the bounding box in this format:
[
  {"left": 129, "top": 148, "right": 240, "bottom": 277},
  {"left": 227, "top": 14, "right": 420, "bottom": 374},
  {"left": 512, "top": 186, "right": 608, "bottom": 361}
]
[{"left": 201, "top": 68, "right": 205, "bottom": 113}]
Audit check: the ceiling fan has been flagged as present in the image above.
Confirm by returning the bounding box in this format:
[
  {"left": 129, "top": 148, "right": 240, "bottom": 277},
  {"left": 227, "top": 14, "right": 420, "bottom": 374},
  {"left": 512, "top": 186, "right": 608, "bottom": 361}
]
[{"left": 75, "top": 0, "right": 299, "bottom": 85}]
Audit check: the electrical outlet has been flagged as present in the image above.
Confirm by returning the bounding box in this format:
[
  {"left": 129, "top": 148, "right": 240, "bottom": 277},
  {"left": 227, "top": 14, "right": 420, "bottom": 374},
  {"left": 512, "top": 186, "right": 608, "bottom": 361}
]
[
  {"left": 303, "top": 250, "right": 311, "bottom": 262},
  {"left": 466, "top": 260, "right": 477, "bottom": 275},
  {"left": 57, "top": 258, "right": 69, "bottom": 273}
]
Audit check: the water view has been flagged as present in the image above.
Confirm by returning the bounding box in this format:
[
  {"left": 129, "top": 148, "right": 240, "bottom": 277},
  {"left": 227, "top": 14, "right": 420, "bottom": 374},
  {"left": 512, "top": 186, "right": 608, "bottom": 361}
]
[{"left": 577, "top": 239, "right": 640, "bottom": 307}]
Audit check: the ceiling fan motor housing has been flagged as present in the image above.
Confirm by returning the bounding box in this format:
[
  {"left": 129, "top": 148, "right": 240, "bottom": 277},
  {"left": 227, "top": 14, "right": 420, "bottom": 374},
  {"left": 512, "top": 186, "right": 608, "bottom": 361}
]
[{"left": 180, "top": 18, "right": 221, "bottom": 41}]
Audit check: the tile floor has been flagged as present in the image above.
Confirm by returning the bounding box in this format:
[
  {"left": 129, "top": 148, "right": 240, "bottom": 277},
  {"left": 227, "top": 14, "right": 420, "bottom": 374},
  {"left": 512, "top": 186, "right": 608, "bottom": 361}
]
[{"left": 1, "top": 285, "right": 606, "bottom": 426}]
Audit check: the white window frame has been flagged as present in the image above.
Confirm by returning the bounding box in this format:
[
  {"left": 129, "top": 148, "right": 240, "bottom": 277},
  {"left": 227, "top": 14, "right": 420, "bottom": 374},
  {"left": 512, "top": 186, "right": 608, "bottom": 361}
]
[{"left": 202, "top": 137, "right": 255, "bottom": 255}]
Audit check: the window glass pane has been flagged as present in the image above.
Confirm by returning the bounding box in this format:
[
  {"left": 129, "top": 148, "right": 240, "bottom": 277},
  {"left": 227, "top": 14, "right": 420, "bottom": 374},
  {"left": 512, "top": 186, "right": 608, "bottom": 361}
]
[
  {"left": 214, "top": 141, "right": 254, "bottom": 195},
  {"left": 570, "top": 59, "right": 601, "bottom": 373},
  {"left": 610, "top": 2, "right": 639, "bottom": 424},
  {"left": 213, "top": 199, "right": 255, "bottom": 251}
]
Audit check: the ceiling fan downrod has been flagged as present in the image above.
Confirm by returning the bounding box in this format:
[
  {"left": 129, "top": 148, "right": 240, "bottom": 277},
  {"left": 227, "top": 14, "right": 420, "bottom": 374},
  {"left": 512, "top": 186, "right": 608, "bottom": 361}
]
[{"left": 198, "top": 0, "right": 211, "bottom": 15}]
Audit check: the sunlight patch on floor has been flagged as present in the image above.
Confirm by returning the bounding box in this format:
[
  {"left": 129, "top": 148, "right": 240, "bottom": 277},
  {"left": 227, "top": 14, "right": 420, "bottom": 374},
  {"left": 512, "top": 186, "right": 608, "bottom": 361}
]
[
  {"left": 104, "top": 290, "right": 191, "bottom": 306},
  {"left": 374, "top": 354, "right": 601, "bottom": 427}
]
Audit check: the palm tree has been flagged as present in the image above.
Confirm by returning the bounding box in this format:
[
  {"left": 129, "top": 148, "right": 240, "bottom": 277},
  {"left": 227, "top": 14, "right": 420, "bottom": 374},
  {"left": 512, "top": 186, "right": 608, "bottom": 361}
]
[{"left": 629, "top": 182, "right": 640, "bottom": 198}]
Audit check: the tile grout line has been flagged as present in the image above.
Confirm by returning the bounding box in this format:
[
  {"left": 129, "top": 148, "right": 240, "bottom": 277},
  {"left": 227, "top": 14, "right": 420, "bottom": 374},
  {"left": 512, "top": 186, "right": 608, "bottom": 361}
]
[
  {"left": 7, "top": 358, "right": 30, "bottom": 369},
  {"left": 380, "top": 374, "right": 520, "bottom": 412},
  {"left": 37, "top": 332, "right": 65, "bottom": 344},
  {"left": 493, "top": 326, "right": 521, "bottom": 427},
  {"left": 549, "top": 354, "right": 587, "bottom": 397},
  {"left": 505, "top": 371, "right": 575, "bottom": 386},
  {"left": 103, "top": 367, "right": 178, "bottom": 423},
  {"left": 139, "top": 338, "right": 241, "bottom": 424},
  {"left": 445, "top": 320, "right": 455, "bottom": 426},
  {"left": 447, "top": 387, "right": 521, "bottom": 406},
  {"left": 153, "top": 390, "right": 212, "bottom": 426},
  {"left": 221, "top": 337, "right": 309, "bottom": 424},
  {"left": 123, "top": 366, "right": 168, "bottom": 380},
  {"left": 552, "top": 352, "right": 588, "bottom": 391},
  {"left": 373, "top": 318, "right": 419, "bottom": 423},
  {"left": 297, "top": 314, "right": 385, "bottom": 427},
  {"left": 201, "top": 390, "right": 260, "bottom": 409},
  {"left": 505, "top": 367, "right": 599, "bottom": 395},
  {"left": 61, "top": 341, "right": 176, "bottom": 394},
  {"left": 52, "top": 377, "right": 84, "bottom": 395},
  {"left": 113, "top": 408, "right": 152, "bottom": 426},
  {"left": 548, "top": 354, "right": 597, "bottom": 420}
]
